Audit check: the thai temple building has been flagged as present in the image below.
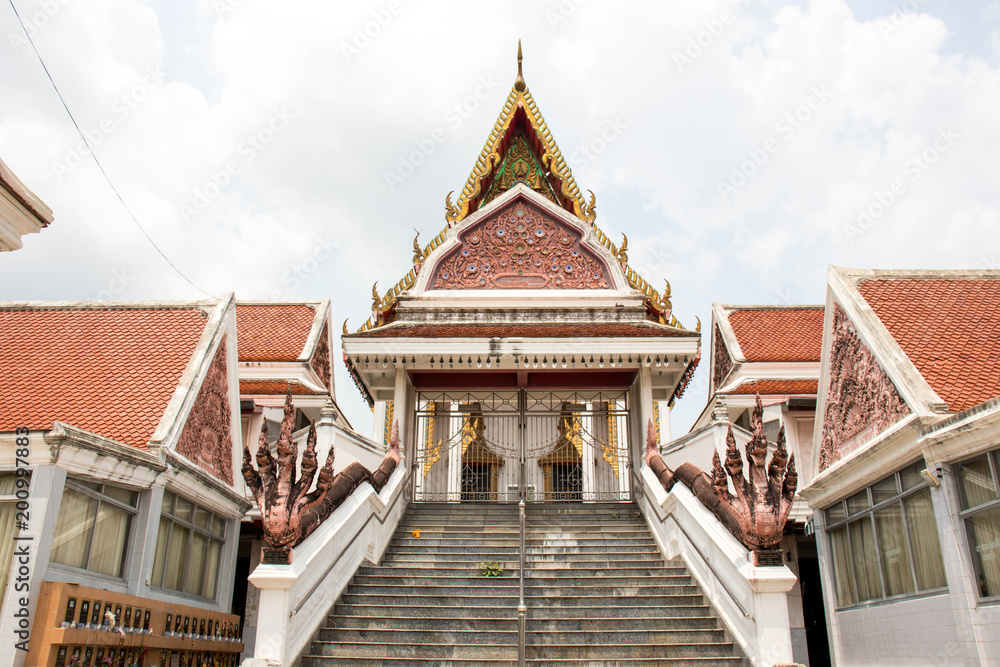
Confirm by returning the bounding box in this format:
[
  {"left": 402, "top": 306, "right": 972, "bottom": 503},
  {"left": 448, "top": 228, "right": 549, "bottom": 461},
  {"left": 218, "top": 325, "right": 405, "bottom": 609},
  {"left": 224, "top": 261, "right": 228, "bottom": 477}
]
[{"left": 2, "top": 44, "right": 1000, "bottom": 667}]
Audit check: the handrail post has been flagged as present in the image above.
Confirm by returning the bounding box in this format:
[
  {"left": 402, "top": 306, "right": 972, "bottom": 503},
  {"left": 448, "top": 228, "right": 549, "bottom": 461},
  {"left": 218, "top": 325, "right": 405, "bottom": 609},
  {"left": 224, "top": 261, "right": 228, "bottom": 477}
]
[{"left": 518, "top": 498, "right": 526, "bottom": 667}]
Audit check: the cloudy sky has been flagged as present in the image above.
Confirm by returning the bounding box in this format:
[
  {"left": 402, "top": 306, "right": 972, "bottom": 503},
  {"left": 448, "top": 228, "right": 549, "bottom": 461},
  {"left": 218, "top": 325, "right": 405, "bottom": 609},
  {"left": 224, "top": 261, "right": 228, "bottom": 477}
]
[{"left": 2, "top": 0, "right": 999, "bottom": 437}]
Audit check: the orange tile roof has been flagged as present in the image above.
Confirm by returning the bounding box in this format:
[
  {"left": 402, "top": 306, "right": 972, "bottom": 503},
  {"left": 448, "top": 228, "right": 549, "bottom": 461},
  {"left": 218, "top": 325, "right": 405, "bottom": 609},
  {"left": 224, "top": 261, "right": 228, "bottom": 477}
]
[
  {"left": 349, "top": 323, "right": 697, "bottom": 339},
  {"left": 239, "top": 380, "right": 325, "bottom": 396},
  {"left": 0, "top": 307, "right": 208, "bottom": 447},
  {"left": 858, "top": 278, "right": 1000, "bottom": 412},
  {"left": 727, "top": 309, "right": 824, "bottom": 362},
  {"left": 236, "top": 304, "right": 317, "bottom": 361},
  {"left": 726, "top": 379, "right": 819, "bottom": 395}
]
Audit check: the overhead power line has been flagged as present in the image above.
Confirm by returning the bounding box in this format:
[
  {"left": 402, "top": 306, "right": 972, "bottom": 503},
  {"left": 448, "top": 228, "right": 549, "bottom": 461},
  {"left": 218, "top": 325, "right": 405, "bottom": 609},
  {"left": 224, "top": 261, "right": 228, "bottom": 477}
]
[{"left": 7, "top": 0, "right": 218, "bottom": 300}]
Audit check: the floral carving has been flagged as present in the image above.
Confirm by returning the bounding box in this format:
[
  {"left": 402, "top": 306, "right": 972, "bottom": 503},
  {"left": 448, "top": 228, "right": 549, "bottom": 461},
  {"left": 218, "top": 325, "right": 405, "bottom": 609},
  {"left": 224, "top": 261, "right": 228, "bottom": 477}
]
[
  {"left": 430, "top": 200, "right": 610, "bottom": 290},
  {"left": 242, "top": 393, "right": 400, "bottom": 557},
  {"left": 310, "top": 323, "right": 332, "bottom": 393},
  {"left": 713, "top": 325, "right": 734, "bottom": 391},
  {"left": 818, "top": 304, "right": 910, "bottom": 471},
  {"left": 647, "top": 395, "right": 797, "bottom": 551},
  {"left": 176, "top": 336, "right": 233, "bottom": 484}
]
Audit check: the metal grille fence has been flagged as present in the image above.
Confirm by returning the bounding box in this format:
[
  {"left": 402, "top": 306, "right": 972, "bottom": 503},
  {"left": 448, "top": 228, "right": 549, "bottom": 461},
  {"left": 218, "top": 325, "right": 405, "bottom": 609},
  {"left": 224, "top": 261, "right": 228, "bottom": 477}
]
[{"left": 413, "top": 389, "right": 630, "bottom": 502}]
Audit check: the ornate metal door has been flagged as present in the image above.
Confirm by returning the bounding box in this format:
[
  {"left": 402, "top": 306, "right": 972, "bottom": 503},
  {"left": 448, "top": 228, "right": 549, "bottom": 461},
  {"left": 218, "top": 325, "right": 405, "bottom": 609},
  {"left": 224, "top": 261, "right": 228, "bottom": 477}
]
[{"left": 413, "top": 389, "right": 630, "bottom": 502}]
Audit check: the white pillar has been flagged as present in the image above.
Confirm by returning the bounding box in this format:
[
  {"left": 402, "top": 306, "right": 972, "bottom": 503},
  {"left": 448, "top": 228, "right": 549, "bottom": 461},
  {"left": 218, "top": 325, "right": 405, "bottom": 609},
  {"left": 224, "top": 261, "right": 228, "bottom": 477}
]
[
  {"left": 739, "top": 563, "right": 798, "bottom": 666},
  {"left": 371, "top": 401, "right": 387, "bottom": 444},
  {"left": 448, "top": 402, "right": 462, "bottom": 501},
  {"left": 658, "top": 401, "right": 672, "bottom": 444},
  {"left": 582, "top": 402, "right": 596, "bottom": 501},
  {"left": 3, "top": 463, "right": 65, "bottom": 667},
  {"left": 245, "top": 568, "right": 296, "bottom": 665}
]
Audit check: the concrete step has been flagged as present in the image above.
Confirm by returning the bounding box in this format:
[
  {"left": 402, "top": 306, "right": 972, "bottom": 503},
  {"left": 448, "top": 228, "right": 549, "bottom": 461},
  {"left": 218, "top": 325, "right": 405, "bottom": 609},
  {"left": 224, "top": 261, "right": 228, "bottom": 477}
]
[
  {"left": 334, "top": 603, "right": 517, "bottom": 620},
  {"left": 524, "top": 594, "right": 706, "bottom": 608},
  {"left": 346, "top": 584, "right": 520, "bottom": 597},
  {"left": 307, "top": 641, "right": 517, "bottom": 659},
  {"left": 327, "top": 615, "right": 718, "bottom": 632},
  {"left": 339, "top": 593, "right": 520, "bottom": 607},
  {"left": 524, "top": 642, "right": 737, "bottom": 659},
  {"left": 316, "top": 628, "right": 517, "bottom": 645},
  {"left": 303, "top": 659, "right": 516, "bottom": 667},
  {"left": 328, "top": 616, "right": 518, "bottom": 631},
  {"left": 526, "top": 628, "right": 726, "bottom": 645},
  {"left": 525, "top": 605, "right": 715, "bottom": 619},
  {"left": 308, "top": 501, "right": 741, "bottom": 665}
]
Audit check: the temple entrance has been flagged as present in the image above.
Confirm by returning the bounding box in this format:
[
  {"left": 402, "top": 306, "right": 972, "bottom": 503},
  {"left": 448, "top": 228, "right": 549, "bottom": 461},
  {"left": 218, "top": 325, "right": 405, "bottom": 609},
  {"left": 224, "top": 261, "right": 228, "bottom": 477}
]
[{"left": 413, "top": 389, "right": 630, "bottom": 502}]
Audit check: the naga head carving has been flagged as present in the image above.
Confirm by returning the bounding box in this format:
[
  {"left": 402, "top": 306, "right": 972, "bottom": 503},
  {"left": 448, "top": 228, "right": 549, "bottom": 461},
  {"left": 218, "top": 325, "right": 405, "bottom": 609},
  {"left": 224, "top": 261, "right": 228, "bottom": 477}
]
[
  {"left": 646, "top": 395, "right": 797, "bottom": 552},
  {"left": 241, "top": 392, "right": 400, "bottom": 554}
]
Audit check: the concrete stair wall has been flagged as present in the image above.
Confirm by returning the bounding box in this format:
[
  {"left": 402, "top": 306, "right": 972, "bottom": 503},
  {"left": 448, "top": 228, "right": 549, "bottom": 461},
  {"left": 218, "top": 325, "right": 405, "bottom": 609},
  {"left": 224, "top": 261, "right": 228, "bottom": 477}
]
[{"left": 301, "top": 502, "right": 744, "bottom": 666}]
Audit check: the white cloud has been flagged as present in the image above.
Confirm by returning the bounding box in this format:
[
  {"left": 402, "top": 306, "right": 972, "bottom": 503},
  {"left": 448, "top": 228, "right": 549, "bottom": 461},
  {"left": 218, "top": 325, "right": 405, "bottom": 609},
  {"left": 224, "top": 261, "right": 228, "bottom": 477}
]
[{"left": 1, "top": 0, "right": 999, "bottom": 433}]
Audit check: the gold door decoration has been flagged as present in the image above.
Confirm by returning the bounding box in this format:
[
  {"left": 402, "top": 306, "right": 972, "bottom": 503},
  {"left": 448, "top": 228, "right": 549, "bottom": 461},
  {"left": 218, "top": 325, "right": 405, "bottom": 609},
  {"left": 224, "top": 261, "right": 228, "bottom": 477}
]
[
  {"left": 538, "top": 405, "right": 584, "bottom": 500},
  {"left": 602, "top": 402, "right": 620, "bottom": 478},
  {"left": 422, "top": 401, "right": 441, "bottom": 478},
  {"left": 460, "top": 404, "right": 504, "bottom": 497}
]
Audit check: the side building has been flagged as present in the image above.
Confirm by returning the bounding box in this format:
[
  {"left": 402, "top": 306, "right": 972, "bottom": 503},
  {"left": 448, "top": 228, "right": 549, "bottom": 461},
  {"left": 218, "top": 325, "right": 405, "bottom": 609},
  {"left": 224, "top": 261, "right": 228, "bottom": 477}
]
[
  {"left": 233, "top": 301, "right": 384, "bottom": 659},
  {"left": 801, "top": 266, "right": 1000, "bottom": 666},
  {"left": 661, "top": 303, "right": 829, "bottom": 666},
  {"left": 0, "top": 296, "right": 249, "bottom": 667}
]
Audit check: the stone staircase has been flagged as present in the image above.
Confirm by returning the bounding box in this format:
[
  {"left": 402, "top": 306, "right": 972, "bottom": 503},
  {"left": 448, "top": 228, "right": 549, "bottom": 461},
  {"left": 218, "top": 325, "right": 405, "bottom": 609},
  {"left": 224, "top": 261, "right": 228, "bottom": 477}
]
[{"left": 302, "top": 502, "right": 743, "bottom": 666}]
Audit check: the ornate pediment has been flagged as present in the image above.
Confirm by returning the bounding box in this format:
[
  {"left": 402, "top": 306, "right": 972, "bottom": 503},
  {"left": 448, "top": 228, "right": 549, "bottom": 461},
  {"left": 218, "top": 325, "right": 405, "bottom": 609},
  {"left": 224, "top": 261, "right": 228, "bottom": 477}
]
[
  {"left": 818, "top": 304, "right": 910, "bottom": 471},
  {"left": 427, "top": 198, "right": 611, "bottom": 290}
]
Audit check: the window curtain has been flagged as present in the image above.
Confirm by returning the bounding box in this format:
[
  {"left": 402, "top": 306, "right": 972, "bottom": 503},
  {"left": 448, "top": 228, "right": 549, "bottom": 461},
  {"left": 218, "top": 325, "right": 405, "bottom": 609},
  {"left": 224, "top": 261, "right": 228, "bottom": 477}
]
[
  {"left": 829, "top": 525, "right": 856, "bottom": 606},
  {"left": 163, "top": 523, "right": 189, "bottom": 591},
  {"left": 89, "top": 502, "right": 131, "bottom": 577},
  {"left": 966, "top": 506, "right": 1000, "bottom": 597},
  {"left": 849, "top": 518, "right": 882, "bottom": 601},
  {"left": 903, "top": 489, "right": 948, "bottom": 591},
  {"left": 875, "top": 504, "right": 914, "bottom": 596},
  {"left": 50, "top": 488, "right": 97, "bottom": 570},
  {"left": 0, "top": 475, "right": 19, "bottom": 615},
  {"left": 186, "top": 533, "right": 208, "bottom": 596},
  {"left": 203, "top": 540, "right": 221, "bottom": 600}
]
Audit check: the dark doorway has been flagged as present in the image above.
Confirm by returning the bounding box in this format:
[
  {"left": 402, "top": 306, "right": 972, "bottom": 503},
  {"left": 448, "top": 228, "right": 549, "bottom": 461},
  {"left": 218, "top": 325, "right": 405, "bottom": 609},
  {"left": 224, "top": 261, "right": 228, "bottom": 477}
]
[{"left": 798, "top": 554, "right": 831, "bottom": 667}]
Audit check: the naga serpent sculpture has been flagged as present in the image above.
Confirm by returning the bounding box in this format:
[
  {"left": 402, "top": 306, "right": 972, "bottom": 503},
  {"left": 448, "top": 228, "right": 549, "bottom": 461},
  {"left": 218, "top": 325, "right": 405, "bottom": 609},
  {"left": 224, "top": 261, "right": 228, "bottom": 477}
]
[
  {"left": 242, "top": 392, "right": 400, "bottom": 557},
  {"left": 646, "top": 395, "right": 797, "bottom": 551}
]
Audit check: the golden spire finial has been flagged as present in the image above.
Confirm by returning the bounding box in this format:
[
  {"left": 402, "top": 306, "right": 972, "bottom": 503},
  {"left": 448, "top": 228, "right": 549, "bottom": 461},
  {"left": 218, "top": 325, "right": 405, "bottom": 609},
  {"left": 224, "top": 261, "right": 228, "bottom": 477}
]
[{"left": 514, "top": 39, "right": 526, "bottom": 92}]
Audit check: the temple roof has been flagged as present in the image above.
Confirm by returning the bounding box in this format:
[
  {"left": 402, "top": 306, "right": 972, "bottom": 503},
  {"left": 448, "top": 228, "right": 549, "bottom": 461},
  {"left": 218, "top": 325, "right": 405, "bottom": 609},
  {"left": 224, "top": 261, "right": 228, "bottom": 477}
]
[
  {"left": 236, "top": 303, "right": 319, "bottom": 362},
  {"left": 347, "top": 322, "right": 698, "bottom": 339},
  {"left": 358, "top": 44, "right": 684, "bottom": 334},
  {"left": 0, "top": 303, "right": 213, "bottom": 447},
  {"left": 854, "top": 275, "right": 1000, "bottom": 412},
  {"left": 723, "top": 306, "right": 825, "bottom": 363}
]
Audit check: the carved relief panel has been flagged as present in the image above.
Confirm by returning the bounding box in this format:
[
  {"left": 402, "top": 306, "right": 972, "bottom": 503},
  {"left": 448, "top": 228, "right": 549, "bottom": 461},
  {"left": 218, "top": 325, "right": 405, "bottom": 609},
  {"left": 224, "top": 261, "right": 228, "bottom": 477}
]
[
  {"left": 176, "top": 336, "right": 234, "bottom": 484},
  {"left": 712, "top": 324, "right": 734, "bottom": 390},
  {"left": 818, "top": 304, "right": 910, "bottom": 471},
  {"left": 429, "top": 199, "right": 611, "bottom": 290}
]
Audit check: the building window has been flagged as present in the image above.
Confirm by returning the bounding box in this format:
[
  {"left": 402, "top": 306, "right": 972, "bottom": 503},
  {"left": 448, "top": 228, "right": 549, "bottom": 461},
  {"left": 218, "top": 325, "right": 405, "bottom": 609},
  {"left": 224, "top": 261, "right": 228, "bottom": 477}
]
[
  {"left": 151, "top": 491, "right": 226, "bottom": 599},
  {"left": 50, "top": 480, "right": 138, "bottom": 578},
  {"left": 1, "top": 472, "right": 29, "bottom": 610},
  {"left": 957, "top": 448, "right": 1000, "bottom": 600},
  {"left": 825, "top": 461, "right": 947, "bottom": 607}
]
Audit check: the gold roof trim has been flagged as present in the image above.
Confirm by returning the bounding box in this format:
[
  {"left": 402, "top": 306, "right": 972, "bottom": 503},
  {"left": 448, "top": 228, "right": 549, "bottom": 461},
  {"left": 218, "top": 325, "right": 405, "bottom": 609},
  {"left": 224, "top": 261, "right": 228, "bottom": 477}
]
[
  {"left": 350, "top": 43, "right": 688, "bottom": 335},
  {"left": 445, "top": 83, "right": 594, "bottom": 226}
]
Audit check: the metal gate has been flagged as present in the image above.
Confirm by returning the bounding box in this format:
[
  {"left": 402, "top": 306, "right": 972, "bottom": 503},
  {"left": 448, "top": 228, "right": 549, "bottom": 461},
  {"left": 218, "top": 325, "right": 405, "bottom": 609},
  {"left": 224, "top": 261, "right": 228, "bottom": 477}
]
[{"left": 413, "top": 389, "right": 631, "bottom": 502}]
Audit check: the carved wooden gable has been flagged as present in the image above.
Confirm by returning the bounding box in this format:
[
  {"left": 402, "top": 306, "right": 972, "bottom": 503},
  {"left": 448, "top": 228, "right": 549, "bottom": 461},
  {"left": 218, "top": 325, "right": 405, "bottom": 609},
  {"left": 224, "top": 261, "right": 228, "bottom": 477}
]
[
  {"left": 309, "top": 322, "right": 332, "bottom": 393},
  {"left": 176, "top": 336, "right": 234, "bottom": 484},
  {"left": 818, "top": 304, "right": 910, "bottom": 471},
  {"left": 429, "top": 199, "right": 611, "bottom": 290},
  {"left": 712, "top": 324, "right": 734, "bottom": 390}
]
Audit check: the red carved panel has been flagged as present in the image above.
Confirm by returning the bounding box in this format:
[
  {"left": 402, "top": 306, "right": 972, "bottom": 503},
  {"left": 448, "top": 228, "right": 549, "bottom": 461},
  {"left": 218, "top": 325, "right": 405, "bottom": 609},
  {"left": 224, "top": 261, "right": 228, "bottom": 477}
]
[
  {"left": 310, "top": 323, "right": 332, "bottom": 393},
  {"left": 176, "top": 336, "right": 234, "bottom": 484},
  {"left": 429, "top": 200, "right": 610, "bottom": 290},
  {"left": 818, "top": 304, "right": 910, "bottom": 471},
  {"left": 713, "top": 325, "right": 733, "bottom": 390}
]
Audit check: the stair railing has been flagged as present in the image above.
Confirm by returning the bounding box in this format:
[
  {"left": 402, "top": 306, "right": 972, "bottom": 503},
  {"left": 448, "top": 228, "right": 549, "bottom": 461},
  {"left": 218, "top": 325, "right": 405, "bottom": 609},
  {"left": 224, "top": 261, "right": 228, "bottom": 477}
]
[{"left": 517, "top": 498, "right": 526, "bottom": 667}]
